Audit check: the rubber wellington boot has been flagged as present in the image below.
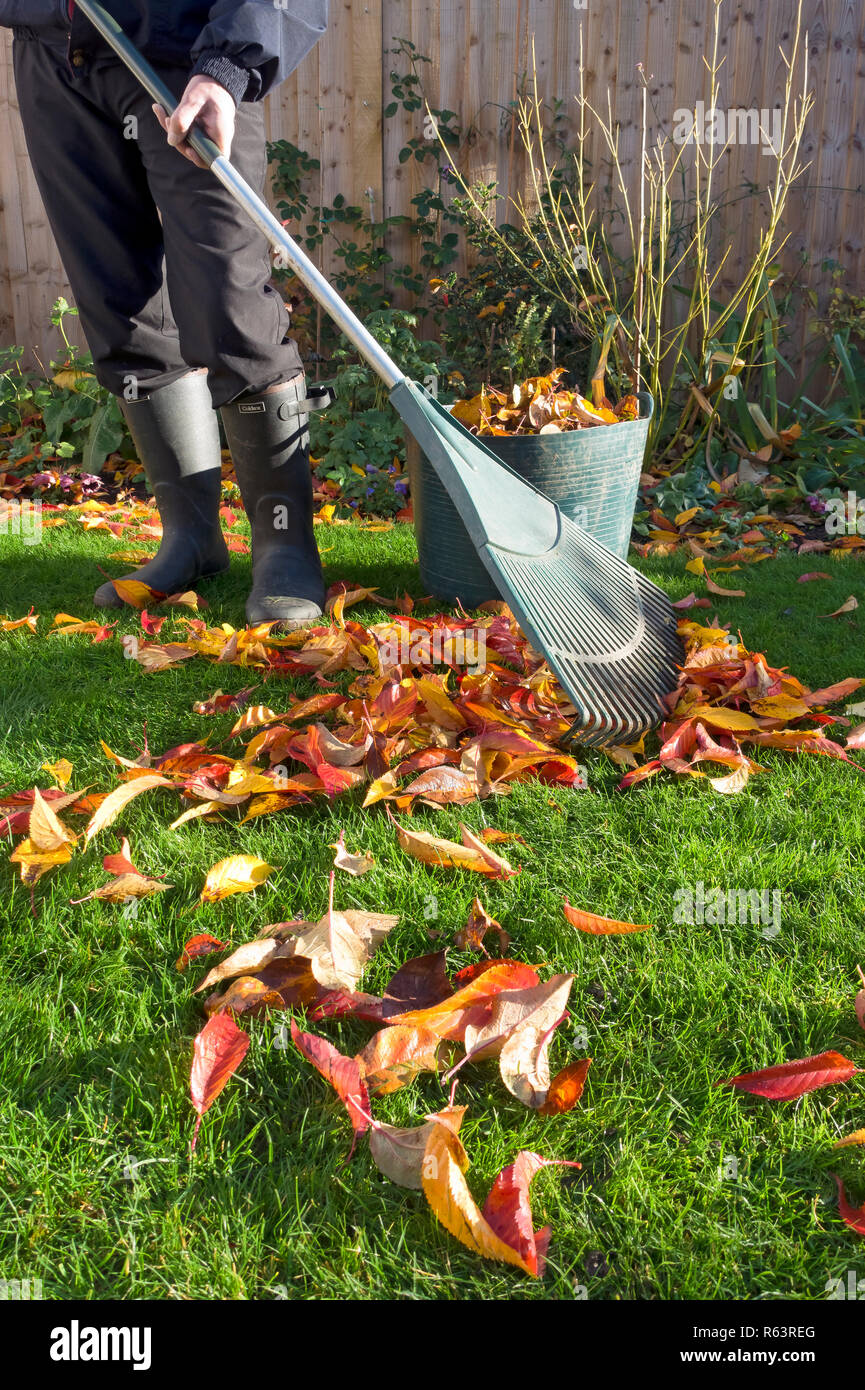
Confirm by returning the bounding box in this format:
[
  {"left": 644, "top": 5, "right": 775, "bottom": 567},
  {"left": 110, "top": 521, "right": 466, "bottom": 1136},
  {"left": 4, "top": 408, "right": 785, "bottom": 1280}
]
[
  {"left": 220, "top": 375, "right": 326, "bottom": 628},
  {"left": 93, "top": 372, "right": 229, "bottom": 607}
]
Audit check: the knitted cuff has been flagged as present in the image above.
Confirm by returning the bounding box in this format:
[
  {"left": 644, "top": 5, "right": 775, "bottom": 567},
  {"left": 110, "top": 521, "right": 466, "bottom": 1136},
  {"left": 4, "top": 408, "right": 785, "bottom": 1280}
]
[{"left": 190, "top": 51, "right": 251, "bottom": 105}]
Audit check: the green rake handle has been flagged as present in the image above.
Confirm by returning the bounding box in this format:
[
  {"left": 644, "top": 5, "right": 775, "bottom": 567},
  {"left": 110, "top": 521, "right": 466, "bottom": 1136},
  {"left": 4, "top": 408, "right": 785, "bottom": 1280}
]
[{"left": 74, "top": 0, "right": 407, "bottom": 391}]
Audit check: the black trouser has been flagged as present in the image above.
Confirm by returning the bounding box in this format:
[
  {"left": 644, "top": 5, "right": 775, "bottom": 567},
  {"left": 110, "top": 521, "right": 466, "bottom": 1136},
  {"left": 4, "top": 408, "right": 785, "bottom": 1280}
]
[{"left": 12, "top": 34, "right": 303, "bottom": 408}]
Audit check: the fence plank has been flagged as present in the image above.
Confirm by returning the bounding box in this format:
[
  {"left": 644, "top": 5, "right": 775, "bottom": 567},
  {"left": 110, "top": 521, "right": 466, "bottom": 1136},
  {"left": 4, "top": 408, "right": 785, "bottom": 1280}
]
[{"left": 0, "top": 2, "right": 862, "bottom": 383}]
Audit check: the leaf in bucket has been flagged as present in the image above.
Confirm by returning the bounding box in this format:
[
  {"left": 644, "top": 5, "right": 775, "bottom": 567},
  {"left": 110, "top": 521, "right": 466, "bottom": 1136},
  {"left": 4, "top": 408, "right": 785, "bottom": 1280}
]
[{"left": 189, "top": 1012, "right": 249, "bottom": 1150}]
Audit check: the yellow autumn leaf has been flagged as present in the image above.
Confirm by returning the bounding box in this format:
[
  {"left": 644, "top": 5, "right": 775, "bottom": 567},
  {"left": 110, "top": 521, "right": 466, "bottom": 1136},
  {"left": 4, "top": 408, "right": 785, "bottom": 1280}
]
[
  {"left": 41, "top": 758, "right": 74, "bottom": 790},
  {"left": 199, "top": 855, "right": 275, "bottom": 904},
  {"left": 52, "top": 367, "right": 95, "bottom": 391},
  {"left": 10, "top": 837, "right": 73, "bottom": 884},
  {"left": 30, "top": 787, "right": 77, "bottom": 852},
  {"left": 84, "top": 774, "right": 172, "bottom": 845}
]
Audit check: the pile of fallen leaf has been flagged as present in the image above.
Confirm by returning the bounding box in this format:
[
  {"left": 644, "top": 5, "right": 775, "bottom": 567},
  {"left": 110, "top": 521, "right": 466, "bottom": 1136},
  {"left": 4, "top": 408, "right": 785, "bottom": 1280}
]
[
  {"left": 619, "top": 616, "right": 865, "bottom": 793},
  {"left": 450, "top": 368, "right": 640, "bottom": 436},
  {"left": 4, "top": 584, "right": 865, "bottom": 1272}
]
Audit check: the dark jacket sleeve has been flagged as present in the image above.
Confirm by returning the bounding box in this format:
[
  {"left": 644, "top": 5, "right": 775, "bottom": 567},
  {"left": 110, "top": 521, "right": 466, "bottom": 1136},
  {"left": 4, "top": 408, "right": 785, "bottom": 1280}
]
[{"left": 189, "top": 0, "right": 327, "bottom": 104}]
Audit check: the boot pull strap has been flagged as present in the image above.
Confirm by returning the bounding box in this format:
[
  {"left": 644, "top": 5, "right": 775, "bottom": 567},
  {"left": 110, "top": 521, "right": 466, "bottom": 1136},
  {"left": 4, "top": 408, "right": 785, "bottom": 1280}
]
[{"left": 276, "top": 385, "right": 334, "bottom": 420}]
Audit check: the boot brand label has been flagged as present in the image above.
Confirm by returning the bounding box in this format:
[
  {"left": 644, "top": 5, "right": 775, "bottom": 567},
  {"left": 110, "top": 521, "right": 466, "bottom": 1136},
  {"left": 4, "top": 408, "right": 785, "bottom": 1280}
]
[{"left": 238, "top": 402, "right": 267, "bottom": 413}]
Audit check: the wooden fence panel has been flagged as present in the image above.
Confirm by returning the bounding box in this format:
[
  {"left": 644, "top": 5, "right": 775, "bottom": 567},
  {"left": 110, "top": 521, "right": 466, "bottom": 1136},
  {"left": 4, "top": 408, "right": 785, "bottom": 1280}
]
[{"left": 0, "top": 1, "right": 862, "bottom": 377}]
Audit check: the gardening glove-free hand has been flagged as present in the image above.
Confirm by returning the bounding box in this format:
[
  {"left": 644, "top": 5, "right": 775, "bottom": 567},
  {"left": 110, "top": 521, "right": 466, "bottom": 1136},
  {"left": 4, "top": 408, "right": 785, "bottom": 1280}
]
[{"left": 152, "top": 76, "right": 236, "bottom": 167}]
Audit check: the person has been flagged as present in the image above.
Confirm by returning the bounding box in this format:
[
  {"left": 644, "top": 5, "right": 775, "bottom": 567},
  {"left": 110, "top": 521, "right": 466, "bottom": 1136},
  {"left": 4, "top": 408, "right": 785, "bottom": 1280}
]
[{"left": 1, "top": 0, "right": 329, "bottom": 627}]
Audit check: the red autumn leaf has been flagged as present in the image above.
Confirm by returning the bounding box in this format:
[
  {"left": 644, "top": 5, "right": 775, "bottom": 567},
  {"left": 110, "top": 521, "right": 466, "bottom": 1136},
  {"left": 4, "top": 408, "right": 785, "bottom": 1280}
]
[
  {"left": 481, "top": 1151, "right": 580, "bottom": 1278},
  {"left": 715, "top": 1050, "right": 859, "bottom": 1100},
  {"left": 193, "top": 686, "right": 258, "bottom": 716},
  {"left": 796, "top": 572, "right": 831, "bottom": 583},
  {"left": 834, "top": 1176, "right": 865, "bottom": 1235},
  {"left": 308, "top": 989, "right": 387, "bottom": 1023},
  {"left": 102, "top": 835, "right": 145, "bottom": 878},
  {"left": 538, "top": 1058, "right": 592, "bottom": 1115},
  {"left": 140, "top": 609, "right": 165, "bottom": 637},
  {"left": 176, "top": 932, "right": 229, "bottom": 971},
  {"left": 672, "top": 593, "right": 712, "bottom": 610},
  {"left": 804, "top": 678, "right": 862, "bottom": 706},
  {"left": 189, "top": 1012, "right": 249, "bottom": 1150},
  {"left": 618, "top": 759, "right": 663, "bottom": 789},
  {"left": 290, "top": 1019, "right": 371, "bottom": 1155},
  {"left": 380, "top": 950, "right": 454, "bottom": 1018}
]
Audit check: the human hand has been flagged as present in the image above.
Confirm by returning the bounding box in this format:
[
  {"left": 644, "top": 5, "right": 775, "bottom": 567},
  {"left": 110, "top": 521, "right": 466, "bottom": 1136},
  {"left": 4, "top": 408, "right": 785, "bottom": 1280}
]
[{"left": 152, "top": 75, "right": 236, "bottom": 168}]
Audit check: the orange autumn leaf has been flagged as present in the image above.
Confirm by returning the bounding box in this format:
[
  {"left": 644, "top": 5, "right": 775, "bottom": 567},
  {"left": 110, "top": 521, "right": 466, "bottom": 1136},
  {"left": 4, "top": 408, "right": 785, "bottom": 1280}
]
[
  {"left": 833, "top": 1130, "right": 865, "bottom": 1150},
  {"left": 356, "top": 1024, "right": 442, "bottom": 1095},
  {"left": 539, "top": 1058, "right": 592, "bottom": 1115},
  {"left": 563, "top": 899, "right": 652, "bottom": 935},
  {"left": 386, "top": 808, "right": 518, "bottom": 879},
  {"left": 421, "top": 1122, "right": 574, "bottom": 1277},
  {"left": 10, "top": 837, "right": 73, "bottom": 884},
  {"left": 189, "top": 1012, "right": 249, "bottom": 1150},
  {"left": 110, "top": 578, "right": 161, "bottom": 609},
  {"left": 705, "top": 573, "right": 745, "bottom": 598},
  {"left": 392, "top": 961, "right": 541, "bottom": 1042}
]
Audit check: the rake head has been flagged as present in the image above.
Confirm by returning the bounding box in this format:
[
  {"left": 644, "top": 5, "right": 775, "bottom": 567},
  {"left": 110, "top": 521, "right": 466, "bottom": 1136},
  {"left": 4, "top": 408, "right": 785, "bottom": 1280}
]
[{"left": 485, "top": 520, "right": 684, "bottom": 748}]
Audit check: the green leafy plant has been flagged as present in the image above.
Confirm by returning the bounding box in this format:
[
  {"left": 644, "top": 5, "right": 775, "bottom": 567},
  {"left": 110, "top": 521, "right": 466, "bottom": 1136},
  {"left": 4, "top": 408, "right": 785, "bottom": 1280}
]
[
  {"left": 308, "top": 309, "right": 451, "bottom": 516},
  {"left": 0, "top": 298, "right": 127, "bottom": 484}
]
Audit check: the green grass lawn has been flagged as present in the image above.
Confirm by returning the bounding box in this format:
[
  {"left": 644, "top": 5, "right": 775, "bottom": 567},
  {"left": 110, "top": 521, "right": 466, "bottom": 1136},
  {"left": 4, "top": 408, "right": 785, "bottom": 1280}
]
[{"left": 0, "top": 518, "right": 863, "bottom": 1301}]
